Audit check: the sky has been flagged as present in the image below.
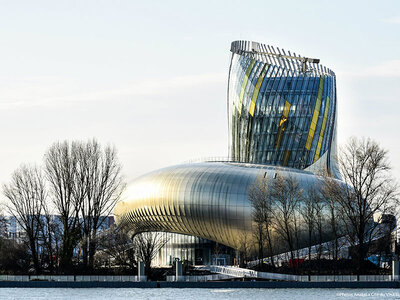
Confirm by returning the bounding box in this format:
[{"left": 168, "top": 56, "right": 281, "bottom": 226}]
[{"left": 0, "top": 0, "right": 399, "bottom": 199}]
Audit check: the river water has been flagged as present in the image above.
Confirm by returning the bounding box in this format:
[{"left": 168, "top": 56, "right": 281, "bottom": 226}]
[{"left": 0, "top": 288, "right": 399, "bottom": 300}]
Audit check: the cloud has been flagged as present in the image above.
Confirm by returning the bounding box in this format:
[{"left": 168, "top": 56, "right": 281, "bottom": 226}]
[
  {"left": 338, "top": 60, "right": 400, "bottom": 78},
  {"left": 0, "top": 72, "right": 226, "bottom": 109},
  {"left": 81, "top": 73, "right": 226, "bottom": 100},
  {"left": 383, "top": 16, "right": 400, "bottom": 24},
  {"left": 363, "top": 60, "right": 400, "bottom": 77}
]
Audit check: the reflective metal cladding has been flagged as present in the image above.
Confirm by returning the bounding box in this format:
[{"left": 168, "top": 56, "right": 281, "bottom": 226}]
[
  {"left": 114, "top": 162, "right": 324, "bottom": 249},
  {"left": 114, "top": 41, "right": 341, "bottom": 250}
]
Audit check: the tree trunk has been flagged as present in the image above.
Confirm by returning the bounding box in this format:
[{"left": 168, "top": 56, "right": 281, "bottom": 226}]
[
  {"left": 29, "top": 237, "right": 41, "bottom": 274},
  {"left": 88, "top": 235, "right": 97, "bottom": 269},
  {"left": 258, "top": 225, "right": 263, "bottom": 268},
  {"left": 82, "top": 238, "right": 88, "bottom": 268},
  {"left": 308, "top": 229, "right": 312, "bottom": 261},
  {"left": 265, "top": 227, "right": 275, "bottom": 268},
  {"left": 60, "top": 235, "right": 75, "bottom": 272}
]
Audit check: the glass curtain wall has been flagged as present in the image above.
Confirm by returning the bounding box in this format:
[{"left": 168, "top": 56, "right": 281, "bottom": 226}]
[{"left": 228, "top": 41, "right": 337, "bottom": 175}]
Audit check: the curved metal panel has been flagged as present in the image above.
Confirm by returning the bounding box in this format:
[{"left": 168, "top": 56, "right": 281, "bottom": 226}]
[{"left": 115, "top": 162, "right": 325, "bottom": 249}]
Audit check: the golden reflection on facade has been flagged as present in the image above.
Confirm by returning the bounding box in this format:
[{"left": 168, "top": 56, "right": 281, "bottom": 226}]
[{"left": 115, "top": 163, "right": 324, "bottom": 250}]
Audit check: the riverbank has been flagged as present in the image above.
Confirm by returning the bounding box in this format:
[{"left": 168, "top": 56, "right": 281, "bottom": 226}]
[{"left": 0, "top": 280, "right": 398, "bottom": 288}]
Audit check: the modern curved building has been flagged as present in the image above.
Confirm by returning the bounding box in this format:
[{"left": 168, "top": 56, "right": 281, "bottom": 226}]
[
  {"left": 115, "top": 163, "right": 326, "bottom": 250},
  {"left": 114, "top": 41, "right": 341, "bottom": 264},
  {"left": 228, "top": 41, "right": 339, "bottom": 178}
]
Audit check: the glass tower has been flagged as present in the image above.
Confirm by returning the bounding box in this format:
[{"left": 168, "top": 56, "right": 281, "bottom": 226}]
[{"left": 228, "top": 41, "right": 339, "bottom": 178}]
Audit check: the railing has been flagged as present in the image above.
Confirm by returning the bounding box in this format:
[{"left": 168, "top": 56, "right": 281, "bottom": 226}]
[
  {"left": 183, "top": 157, "right": 233, "bottom": 164},
  {"left": 210, "top": 265, "right": 297, "bottom": 281},
  {"left": 0, "top": 275, "right": 146, "bottom": 282},
  {"left": 1, "top": 272, "right": 396, "bottom": 282},
  {"left": 248, "top": 226, "right": 395, "bottom": 269},
  {"left": 247, "top": 236, "right": 350, "bottom": 268},
  {"left": 297, "top": 275, "right": 398, "bottom": 282},
  {"left": 166, "top": 274, "right": 233, "bottom": 282},
  {"left": 209, "top": 265, "right": 399, "bottom": 282}
]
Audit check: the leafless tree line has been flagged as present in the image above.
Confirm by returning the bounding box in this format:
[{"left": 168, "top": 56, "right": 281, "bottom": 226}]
[
  {"left": 2, "top": 139, "right": 125, "bottom": 274},
  {"left": 95, "top": 225, "right": 168, "bottom": 276},
  {"left": 248, "top": 137, "right": 398, "bottom": 273},
  {"left": 248, "top": 174, "right": 327, "bottom": 266},
  {"left": 328, "top": 137, "right": 398, "bottom": 272}
]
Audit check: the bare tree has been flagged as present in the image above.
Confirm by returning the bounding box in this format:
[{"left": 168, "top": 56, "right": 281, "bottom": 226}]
[
  {"left": 76, "top": 139, "right": 125, "bottom": 269},
  {"left": 45, "top": 139, "right": 125, "bottom": 271},
  {"left": 233, "top": 230, "right": 252, "bottom": 267},
  {"left": 249, "top": 181, "right": 265, "bottom": 264},
  {"left": 97, "top": 224, "right": 136, "bottom": 271},
  {"left": 322, "top": 175, "right": 343, "bottom": 263},
  {"left": 0, "top": 236, "right": 30, "bottom": 273},
  {"left": 300, "top": 187, "right": 318, "bottom": 261},
  {"left": 3, "top": 165, "right": 46, "bottom": 274},
  {"left": 270, "top": 173, "right": 303, "bottom": 263},
  {"left": 313, "top": 192, "right": 325, "bottom": 261},
  {"left": 327, "top": 137, "right": 398, "bottom": 273},
  {"left": 37, "top": 201, "right": 60, "bottom": 274},
  {"left": 292, "top": 205, "right": 302, "bottom": 261},
  {"left": 44, "top": 141, "right": 83, "bottom": 271},
  {"left": 248, "top": 176, "right": 275, "bottom": 267},
  {"left": 134, "top": 232, "right": 168, "bottom": 276},
  {"left": 0, "top": 209, "right": 7, "bottom": 238}
]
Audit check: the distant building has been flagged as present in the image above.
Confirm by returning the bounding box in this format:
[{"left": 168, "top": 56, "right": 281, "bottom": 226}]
[
  {"left": 3, "top": 216, "right": 26, "bottom": 241},
  {"left": 1, "top": 215, "right": 115, "bottom": 252}
]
